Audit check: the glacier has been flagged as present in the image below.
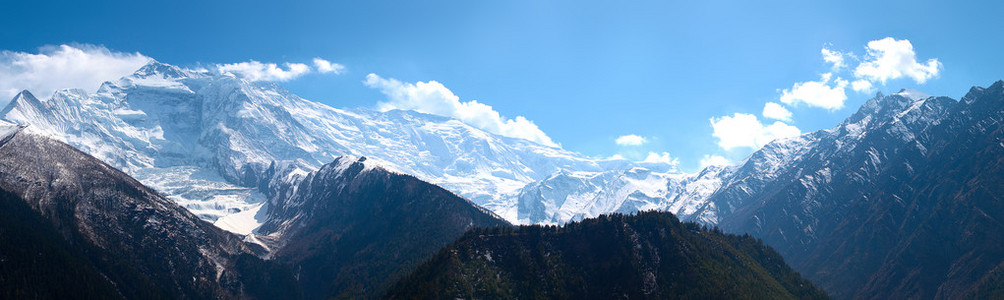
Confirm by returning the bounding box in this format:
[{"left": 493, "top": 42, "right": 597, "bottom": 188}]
[{"left": 1, "top": 61, "right": 697, "bottom": 230}]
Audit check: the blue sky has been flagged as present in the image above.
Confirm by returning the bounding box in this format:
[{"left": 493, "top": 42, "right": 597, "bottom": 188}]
[{"left": 1, "top": 0, "right": 1002, "bottom": 171}]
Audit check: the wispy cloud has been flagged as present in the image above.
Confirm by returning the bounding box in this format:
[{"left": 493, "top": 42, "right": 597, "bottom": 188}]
[
  {"left": 850, "top": 79, "right": 874, "bottom": 93},
  {"left": 642, "top": 152, "right": 679, "bottom": 165},
  {"left": 313, "top": 58, "right": 345, "bottom": 74},
  {"left": 615, "top": 134, "right": 647, "bottom": 146},
  {"left": 710, "top": 113, "right": 801, "bottom": 150},
  {"left": 706, "top": 37, "right": 941, "bottom": 157},
  {"left": 217, "top": 60, "right": 311, "bottom": 82},
  {"left": 699, "top": 154, "right": 730, "bottom": 168},
  {"left": 772, "top": 37, "right": 941, "bottom": 115},
  {"left": 821, "top": 47, "right": 847, "bottom": 71},
  {"left": 854, "top": 37, "right": 941, "bottom": 84},
  {"left": 215, "top": 57, "right": 345, "bottom": 81},
  {"left": 762, "top": 102, "right": 793, "bottom": 122},
  {"left": 779, "top": 73, "right": 849, "bottom": 111},
  {"left": 364, "top": 73, "right": 558, "bottom": 147},
  {"left": 0, "top": 44, "right": 151, "bottom": 101}
]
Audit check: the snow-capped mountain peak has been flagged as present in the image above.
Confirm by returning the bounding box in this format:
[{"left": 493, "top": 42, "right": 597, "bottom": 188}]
[
  {"left": 132, "top": 60, "right": 195, "bottom": 79},
  {"left": 895, "top": 88, "right": 930, "bottom": 101},
  {"left": 1, "top": 60, "right": 673, "bottom": 229},
  {"left": 1, "top": 90, "right": 45, "bottom": 122}
]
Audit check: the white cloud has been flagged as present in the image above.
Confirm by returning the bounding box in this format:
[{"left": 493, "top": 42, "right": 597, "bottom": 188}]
[
  {"left": 615, "top": 134, "right": 647, "bottom": 146},
  {"left": 854, "top": 37, "right": 941, "bottom": 84},
  {"left": 313, "top": 58, "right": 345, "bottom": 74},
  {"left": 851, "top": 79, "right": 874, "bottom": 93},
  {"left": 762, "top": 102, "right": 793, "bottom": 122},
  {"left": 699, "top": 154, "right": 730, "bottom": 168},
  {"left": 642, "top": 152, "right": 679, "bottom": 165},
  {"left": 216, "top": 57, "right": 346, "bottom": 81},
  {"left": 779, "top": 73, "right": 849, "bottom": 110},
  {"left": 710, "top": 113, "right": 801, "bottom": 150},
  {"left": 0, "top": 44, "right": 151, "bottom": 101},
  {"left": 821, "top": 47, "right": 846, "bottom": 71},
  {"left": 364, "top": 73, "right": 558, "bottom": 147},
  {"left": 217, "top": 60, "right": 311, "bottom": 82}
]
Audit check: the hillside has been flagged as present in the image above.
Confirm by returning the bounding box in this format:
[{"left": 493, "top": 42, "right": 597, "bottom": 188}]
[
  {"left": 0, "top": 123, "right": 299, "bottom": 299},
  {"left": 386, "top": 211, "right": 828, "bottom": 299},
  {"left": 712, "top": 83, "right": 1004, "bottom": 299},
  {"left": 257, "top": 156, "right": 512, "bottom": 299}
]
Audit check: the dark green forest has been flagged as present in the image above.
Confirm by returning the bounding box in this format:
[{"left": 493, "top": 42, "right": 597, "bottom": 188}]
[
  {"left": 0, "top": 189, "right": 121, "bottom": 299},
  {"left": 385, "top": 210, "right": 829, "bottom": 300}
]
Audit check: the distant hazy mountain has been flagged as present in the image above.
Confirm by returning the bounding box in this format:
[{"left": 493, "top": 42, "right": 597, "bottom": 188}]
[
  {"left": 513, "top": 160, "right": 732, "bottom": 225},
  {"left": 0, "top": 121, "right": 299, "bottom": 299},
  {"left": 385, "top": 211, "right": 829, "bottom": 299}
]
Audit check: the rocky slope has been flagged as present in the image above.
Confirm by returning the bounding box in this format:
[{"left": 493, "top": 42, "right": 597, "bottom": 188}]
[
  {"left": 0, "top": 121, "right": 299, "bottom": 299},
  {"left": 0, "top": 118, "right": 513, "bottom": 299},
  {"left": 702, "top": 83, "right": 1004, "bottom": 299},
  {"left": 256, "top": 156, "right": 511, "bottom": 299}
]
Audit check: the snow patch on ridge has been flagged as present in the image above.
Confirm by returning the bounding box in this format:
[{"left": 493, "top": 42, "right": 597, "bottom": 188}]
[
  {"left": 214, "top": 202, "right": 268, "bottom": 235},
  {"left": 895, "top": 88, "right": 930, "bottom": 101}
]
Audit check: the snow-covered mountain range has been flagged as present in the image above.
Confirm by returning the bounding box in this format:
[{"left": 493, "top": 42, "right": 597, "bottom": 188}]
[
  {"left": 2, "top": 60, "right": 965, "bottom": 234},
  {"left": 0, "top": 61, "right": 691, "bottom": 230},
  {"left": 5, "top": 57, "right": 1000, "bottom": 299}
]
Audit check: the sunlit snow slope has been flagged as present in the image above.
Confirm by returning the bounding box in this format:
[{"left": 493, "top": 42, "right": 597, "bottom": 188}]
[{"left": 1, "top": 61, "right": 693, "bottom": 229}]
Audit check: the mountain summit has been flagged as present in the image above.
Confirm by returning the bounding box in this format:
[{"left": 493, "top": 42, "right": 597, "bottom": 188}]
[{"left": 0, "top": 61, "right": 662, "bottom": 228}]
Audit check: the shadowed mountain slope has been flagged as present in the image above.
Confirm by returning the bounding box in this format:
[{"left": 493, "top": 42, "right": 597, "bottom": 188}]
[
  {"left": 0, "top": 123, "right": 300, "bottom": 299},
  {"left": 386, "top": 211, "right": 828, "bottom": 300}
]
